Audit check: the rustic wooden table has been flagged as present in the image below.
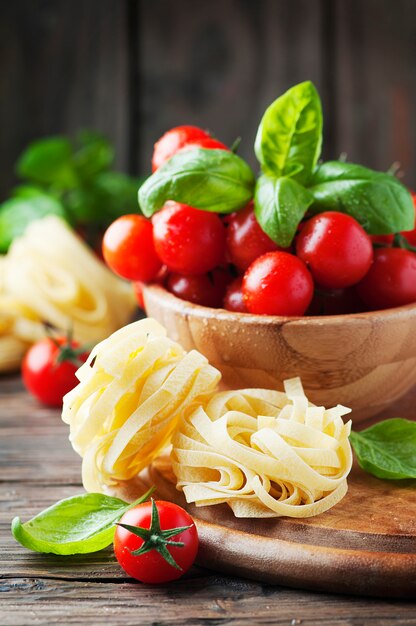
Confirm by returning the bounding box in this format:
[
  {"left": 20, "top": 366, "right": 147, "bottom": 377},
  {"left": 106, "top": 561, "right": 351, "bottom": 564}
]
[{"left": 1, "top": 375, "right": 416, "bottom": 626}]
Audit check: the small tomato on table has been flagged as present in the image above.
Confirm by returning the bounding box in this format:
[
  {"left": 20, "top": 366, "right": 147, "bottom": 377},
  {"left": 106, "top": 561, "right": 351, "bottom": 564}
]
[{"left": 114, "top": 499, "right": 198, "bottom": 584}]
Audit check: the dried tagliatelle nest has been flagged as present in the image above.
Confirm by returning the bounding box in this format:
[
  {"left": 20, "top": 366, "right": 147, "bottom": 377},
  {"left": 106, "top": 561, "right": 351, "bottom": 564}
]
[
  {"left": 62, "top": 318, "right": 221, "bottom": 492},
  {"left": 0, "top": 216, "right": 136, "bottom": 371},
  {"left": 62, "top": 317, "right": 353, "bottom": 518},
  {"left": 171, "top": 378, "right": 353, "bottom": 518}
]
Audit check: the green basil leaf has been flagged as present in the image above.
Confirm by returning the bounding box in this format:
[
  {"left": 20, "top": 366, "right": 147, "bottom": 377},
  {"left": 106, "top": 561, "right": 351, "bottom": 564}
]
[
  {"left": 11, "top": 184, "right": 48, "bottom": 199},
  {"left": 93, "top": 172, "right": 146, "bottom": 219},
  {"left": 254, "top": 175, "right": 313, "bottom": 247},
  {"left": 73, "top": 131, "right": 114, "bottom": 182},
  {"left": 254, "top": 81, "right": 323, "bottom": 184},
  {"left": 16, "top": 137, "right": 76, "bottom": 187},
  {"left": 138, "top": 148, "right": 255, "bottom": 217},
  {"left": 11, "top": 487, "right": 154, "bottom": 555},
  {"left": 350, "top": 418, "right": 416, "bottom": 480},
  {"left": 0, "top": 194, "right": 66, "bottom": 253},
  {"left": 308, "top": 161, "right": 414, "bottom": 234}
]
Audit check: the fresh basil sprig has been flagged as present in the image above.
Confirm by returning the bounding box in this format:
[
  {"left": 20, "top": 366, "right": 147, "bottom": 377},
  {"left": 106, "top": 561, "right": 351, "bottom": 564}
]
[
  {"left": 254, "top": 80, "right": 323, "bottom": 185},
  {"left": 0, "top": 193, "right": 66, "bottom": 252},
  {"left": 308, "top": 161, "right": 415, "bottom": 234},
  {"left": 11, "top": 487, "right": 154, "bottom": 555},
  {"left": 350, "top": 419, "right": 416, "bottom": 480},
  {"left": 254, "top": 175, "right": 313, "bottom": 247},
  {"left": 139, "top": 148, "right": 255, "bottom": 217},
  {"left": 0, "top": 131, "right": 144, "bottom": 253}
]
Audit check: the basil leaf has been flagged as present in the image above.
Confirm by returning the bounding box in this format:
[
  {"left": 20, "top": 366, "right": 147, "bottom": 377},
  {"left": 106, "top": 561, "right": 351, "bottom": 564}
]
[
  {"left": 73, "top": 131, "right": 114, "bottom": 182},
  {"left": 254, "top": 81, "right": 323, "bottom": 184},
  {"left": 350, "top": 418, "right": 416, "bottom": 480},
  {"left": 308, "top": 161, "right": 414, "bottom": 234},
  {"left": 254, "top": 175, "right": 313, "bottom": 247},
  {"left": 11, "top": 487, "right": 154, "bottom": 555},
  {"left": 138, "top": 148, "right": 255, "bottom": 217},
  {"left": 0, "top": 194, "right": 66, "bottom": 253},
  {"left": 16, "top": 137, "right": 76, "bottom": 188}
]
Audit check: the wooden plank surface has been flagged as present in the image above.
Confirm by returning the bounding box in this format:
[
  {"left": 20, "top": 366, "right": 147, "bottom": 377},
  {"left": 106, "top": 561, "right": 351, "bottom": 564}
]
[
  {"left": 1, "top": 375, "right": 416, "bottom": 624},
  {"left": 0, "top": 0, "right": 130, "bottom": 196}
]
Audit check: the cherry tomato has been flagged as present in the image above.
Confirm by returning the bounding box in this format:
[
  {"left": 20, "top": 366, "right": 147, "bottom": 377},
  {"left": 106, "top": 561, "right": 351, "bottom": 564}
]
[
  {"left": 167, "top": 267, "right": 232, "bottom": 308},
  {"left": 102, "top": 215, "right": 162, "bottom": 282},
  {"left": 223, "top": 277, "right": 248, "bottom": 312},
  {"left": 182, "top": 136, "right": 229, "bottom": 153},
  {"left": 306, "top": 287, "right": 365, "bottom": 316},
  {"left": 133, "top": 281, "right": 145, "bottom": 310},
  {"left": 243, "top": 251, "right": 314, "bottom": 316},
  {"left": 152, "top": 203, "right": 226, "bottom": 275},
  {"left": 152, "top": 125, "right": 211, "bottom": 172},
  {"left": 296, "top": 212, "right": 373, "bottom": 288},
  {"left": 356, "top": 247, "right": 416, "bottom": 310},
  {"left": 226, "top": 203, "right": 279, "bottom": 272},
  {"left": 400, "top": 193, "right": 416, "bottom": 246},
  {"left": 114, "top": 499, "right": 198, "bottom": 584},
  {"left": 370, "top": 234, "right": 394, "bottom": 246},
  {"left": 22, "top": 336, "right": 89, "bottom": 406}
]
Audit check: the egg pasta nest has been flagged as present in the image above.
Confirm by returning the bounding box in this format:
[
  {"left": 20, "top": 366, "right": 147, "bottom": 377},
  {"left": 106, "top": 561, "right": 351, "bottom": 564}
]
[
  {"left": 63, "top": 318, "right": 353, "bottom": 518},
  {"left": 62, "top": 319, "right": 221, "bottom": 492},
  {"left": 172, "top": 378, "right": 352, "bottom": 518}
]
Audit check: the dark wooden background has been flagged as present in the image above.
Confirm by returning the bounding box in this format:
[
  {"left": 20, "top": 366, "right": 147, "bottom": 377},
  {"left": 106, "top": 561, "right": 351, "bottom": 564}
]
[{"left": 1, "top": 0, "right": 416, "bottom": 198}]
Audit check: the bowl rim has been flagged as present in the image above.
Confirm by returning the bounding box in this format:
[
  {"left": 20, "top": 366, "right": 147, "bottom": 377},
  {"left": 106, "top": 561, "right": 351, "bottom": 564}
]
[{"left": 143, "top": 283, "right": 416, "bottom": 326}]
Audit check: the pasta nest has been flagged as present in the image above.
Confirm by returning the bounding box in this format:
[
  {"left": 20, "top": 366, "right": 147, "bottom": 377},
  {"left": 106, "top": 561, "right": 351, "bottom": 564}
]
[
  {"left": 62, "top": 318, "right": 221, "bottom": 492},
  {"left": 171, "top": 378, "right": 353, "bottom": 518},
  {"left": 0, "top": 216, "right": 136, "bottom": 372}
]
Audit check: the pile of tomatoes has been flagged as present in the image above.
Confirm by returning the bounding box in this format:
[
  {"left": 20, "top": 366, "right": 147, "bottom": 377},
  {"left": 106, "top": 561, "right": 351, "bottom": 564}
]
[{"left": 102, "top": 125, "right": 416, "bottom": 317}]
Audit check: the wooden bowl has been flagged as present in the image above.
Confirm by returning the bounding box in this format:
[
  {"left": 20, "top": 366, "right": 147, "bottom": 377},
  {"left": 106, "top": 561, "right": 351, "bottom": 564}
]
[{"left": 143, "top": 284, "right": 416, "bottom": 423}]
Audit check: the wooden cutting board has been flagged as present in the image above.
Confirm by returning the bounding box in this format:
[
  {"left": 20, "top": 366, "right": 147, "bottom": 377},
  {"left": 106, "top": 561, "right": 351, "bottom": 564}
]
[{"left": 114, "top": 455, "right": 416, "bottom": 599}]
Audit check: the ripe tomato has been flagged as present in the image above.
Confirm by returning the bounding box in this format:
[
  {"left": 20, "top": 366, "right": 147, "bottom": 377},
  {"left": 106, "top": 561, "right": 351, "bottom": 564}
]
[
  {"left": 226, "top": 203, "right": 279, "bottom": 272},
  {"left": 400, "top": 193, "right": 416, "bottom": 246},
  {"left": 152, "top": 202, "right": 226, "bottom": 275},
  {"left": 114, "top": 499, "right": 198, "bottom": 584},
  {"left": 102, "top": 215, "right": 162, "bottom": 282},
  {"left": 223, "top": 277, "right": 247, "bottom": 312},
  {"left": 152, "top": 125, "right": 215, "bottom": 171},
  {"left": 133, "top": 281, "right": 145, "bottom": 309},
  {"left": 370, "top": 234, "right": 394, "bottom": 246},
  {"left": 296, "top": 212, "right": 373, "bottom": 288},
  {"left": 22, "top": 336, "right": 89, "bottom": 406},
  {"left": 167, "top": 267, "right": 232, "bottom": 307},
  {"left": 356, "top": 247, "right": 416, "bottom": 310},
  {"left": 306, "top": 287, "right": 365, "bottom": 316},
  {"left": 183, "top": 136, "right": 229, "bottom": 153},
  {"left": 243, "top": 251, "right": 314, "bottom": 316}
]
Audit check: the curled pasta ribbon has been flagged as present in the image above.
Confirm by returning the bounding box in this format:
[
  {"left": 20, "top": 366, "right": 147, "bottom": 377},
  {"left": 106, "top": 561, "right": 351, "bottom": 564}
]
[
  {"left": 62, "top": 318, "right": 221, "bottom": 492},
  {"left": 171, "top": 378, "right": 353, "bottom": 518},
  {"left": 1, "top": 216, "right": 136, "bottom": 356}
]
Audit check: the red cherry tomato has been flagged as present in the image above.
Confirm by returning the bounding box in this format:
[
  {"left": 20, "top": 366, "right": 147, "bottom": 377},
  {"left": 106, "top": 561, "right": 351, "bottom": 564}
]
[
  {"left": 223, "top": 277, "right": 248, "bottom": 312},
  {"left": 152, "top": 203, "right": 226, "bottom": 275},
  {"left": 114, "top": 500, "right": 198, "bottom": 584},
  {"left": 182, "top": 136, "right": 229, "bottom": 153},
  {"left": 152, "top": 126, "right": 211, "bottom": 172},
  {"left": 243, "top": 251, "right": 314, "bottom": 316},
  {"left": 370, "top": 234, "right": 394, "bottom": 246},
  {"left": 167, "top": 268, "right": 232, "bottom": 308},
  {"left": 226, "top": 203, "right": 279, "bottom": 272},
  {"left": 102, "top": 215, "right": 162, "bottom": 282},
  {"left": 22, "top": 336, "right": 89, "bottom": 406},
  {"left": 400, "top": 193, "right": 416, "bottom": 246},
  {"left": 133, "top": 281, "right": 145, "bottom": 309},
  {"left": 356, "top": 247, "right": 416, "bottom": 310},
  {"left": 306, "top": 287, "right": 365, "bottom": 316},
  {"left": 296, "top": 212, "right": 373, "bottom": 288}
]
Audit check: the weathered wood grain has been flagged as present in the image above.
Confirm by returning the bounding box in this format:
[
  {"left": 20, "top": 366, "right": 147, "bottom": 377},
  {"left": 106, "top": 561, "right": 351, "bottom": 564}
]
[
  {"left": 1, "top": 376, "right": 416, "bottom": 623},
  {"left": 334, "top": 0, "right": 416, "bottom": 187},
  {"left": 0, "top": 0, "right": 130, "bottom": 196},
  {"left": 135, "top": 0, "right": 326, "bottom": 173}
]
